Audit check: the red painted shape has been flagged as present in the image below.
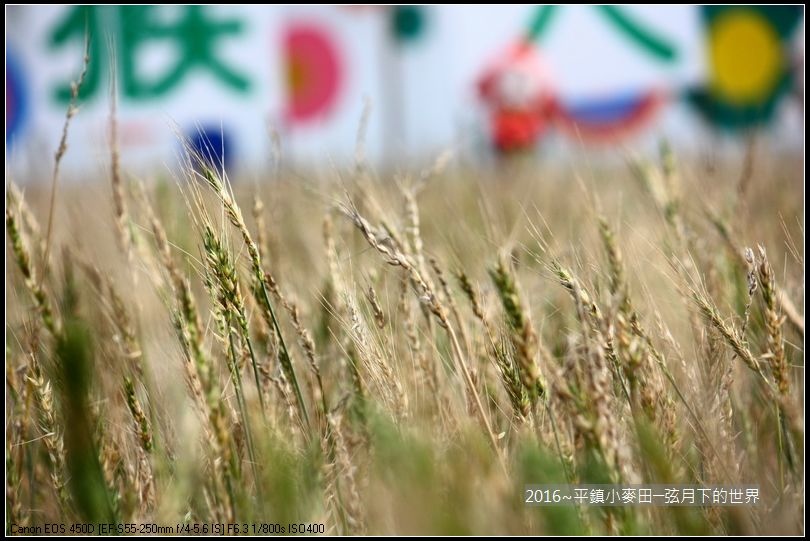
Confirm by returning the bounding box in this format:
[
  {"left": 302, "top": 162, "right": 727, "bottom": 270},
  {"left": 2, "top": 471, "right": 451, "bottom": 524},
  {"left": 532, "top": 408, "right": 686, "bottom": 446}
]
[{"left": 283, "top": 22, "right": 343, "bottom": 123}]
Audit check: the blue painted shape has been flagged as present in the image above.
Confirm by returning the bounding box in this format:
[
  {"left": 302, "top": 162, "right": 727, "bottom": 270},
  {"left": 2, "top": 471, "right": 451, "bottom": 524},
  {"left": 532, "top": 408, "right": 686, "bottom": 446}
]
[
  {"left": 562, "top": 93, "right": 646, "bottom": 124},
  {"left": 6, "top": 48, "right": 28, "bottom": 143},
  {"left": 187, "top": 124, "right": 233, "bottom": 173}
]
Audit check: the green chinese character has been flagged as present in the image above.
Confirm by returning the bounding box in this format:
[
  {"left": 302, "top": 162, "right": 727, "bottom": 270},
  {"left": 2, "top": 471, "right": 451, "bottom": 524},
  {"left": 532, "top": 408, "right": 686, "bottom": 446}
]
[
  {"left": 525, "top": 5, "right": 676, "bottom": 62},
  {"left": 48, "top": 5, "right": 107, "bottom": 102},
  {"left": 119, "top": 6, "right": 250, "bottom": 98},
  {"left": 48, "top": 6, "right": 250, "bottom": 103}
]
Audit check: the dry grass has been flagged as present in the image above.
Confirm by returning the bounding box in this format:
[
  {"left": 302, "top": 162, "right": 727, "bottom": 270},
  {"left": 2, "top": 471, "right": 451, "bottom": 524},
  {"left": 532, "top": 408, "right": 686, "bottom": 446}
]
[{"left": 5, "top": 134, "right": 804, "bottom": 534}]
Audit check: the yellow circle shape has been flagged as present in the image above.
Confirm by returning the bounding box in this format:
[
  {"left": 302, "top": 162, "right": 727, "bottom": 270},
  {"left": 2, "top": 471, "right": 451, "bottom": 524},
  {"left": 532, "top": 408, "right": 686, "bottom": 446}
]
[
  {"left": 709, "top": 10, "right": 783, "bottom": 105},
  {"left": 286, "top": 58, "right": 307, "bottom": 94}
]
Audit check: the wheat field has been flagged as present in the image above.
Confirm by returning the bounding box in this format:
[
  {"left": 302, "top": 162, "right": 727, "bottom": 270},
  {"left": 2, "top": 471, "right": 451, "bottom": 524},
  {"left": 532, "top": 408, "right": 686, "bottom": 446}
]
[{"left": 5, "top": 117, "right": 805, "bottom": 535}]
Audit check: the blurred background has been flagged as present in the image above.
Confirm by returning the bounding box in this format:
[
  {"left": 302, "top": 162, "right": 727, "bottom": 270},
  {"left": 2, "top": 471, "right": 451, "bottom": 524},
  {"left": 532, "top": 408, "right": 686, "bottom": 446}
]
[{"left": 5, "top": 5, "right": 805, "bottom": 179}]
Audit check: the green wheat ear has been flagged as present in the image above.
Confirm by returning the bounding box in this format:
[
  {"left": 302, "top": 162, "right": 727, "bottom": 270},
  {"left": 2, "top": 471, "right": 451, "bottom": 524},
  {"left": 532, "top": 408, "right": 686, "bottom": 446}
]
[
  {"left": 489, "top": 255, "right": 544, "bottom": 401},
  {"left": 57, "top": 317, "right": 117, "bottom": 524}
]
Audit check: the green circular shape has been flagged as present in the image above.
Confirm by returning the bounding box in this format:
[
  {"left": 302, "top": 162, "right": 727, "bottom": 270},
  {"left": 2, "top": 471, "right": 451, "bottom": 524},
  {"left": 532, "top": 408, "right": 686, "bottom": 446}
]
[
  {"left": 689, "top": 70, "right": 792, "bottom": 130},
  {"left": 692, "top": 5, "right": 801, "bottom": 130},
  {"left": 392, "top": 6, "right": 425, "bottom": 42}
]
